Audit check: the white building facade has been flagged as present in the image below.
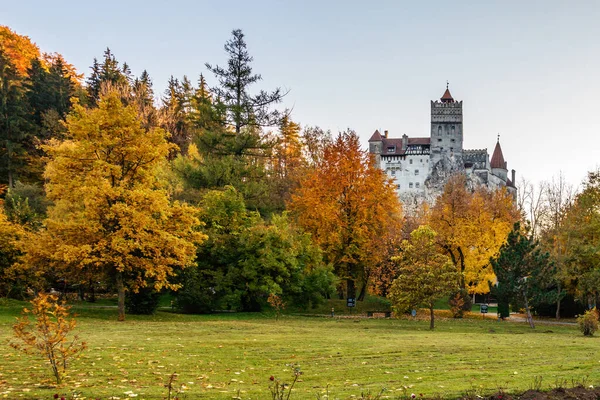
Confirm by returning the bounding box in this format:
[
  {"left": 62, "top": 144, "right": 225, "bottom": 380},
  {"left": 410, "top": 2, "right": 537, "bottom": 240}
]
[{"left": 369, "top": 87, "right": 516, "bottom": 203}]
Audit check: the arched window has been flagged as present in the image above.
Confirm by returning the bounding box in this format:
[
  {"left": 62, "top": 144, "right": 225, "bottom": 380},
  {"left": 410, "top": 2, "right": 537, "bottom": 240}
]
[{"left": 438, "top": 126, "right": 442, "bottom": 135}]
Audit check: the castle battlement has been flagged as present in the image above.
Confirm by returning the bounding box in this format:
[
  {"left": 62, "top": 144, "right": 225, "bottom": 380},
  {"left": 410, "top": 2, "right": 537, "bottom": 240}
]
[{"left": 369, "top": 85, "right": 516, "bottom": 202}]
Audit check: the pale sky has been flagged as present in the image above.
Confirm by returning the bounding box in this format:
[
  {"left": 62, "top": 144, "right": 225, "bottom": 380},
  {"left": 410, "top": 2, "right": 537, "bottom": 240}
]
[{"left": 4, "top": 1, "right": 600, "bottom": 187}]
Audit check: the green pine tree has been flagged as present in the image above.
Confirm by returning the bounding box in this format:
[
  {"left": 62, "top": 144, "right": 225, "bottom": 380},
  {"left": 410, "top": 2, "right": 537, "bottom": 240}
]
[{"left": 490, "top": 222, "right": 553, "bottom": 328}]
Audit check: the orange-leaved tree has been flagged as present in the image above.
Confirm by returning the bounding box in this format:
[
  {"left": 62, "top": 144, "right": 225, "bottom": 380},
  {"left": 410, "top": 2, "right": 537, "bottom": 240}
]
[
  {"left": 11, "top": 292, "right": 86, "bottom": 384},
  {"left": 429, "top": 174, "right": 520, "bottom": 295},
  {"left": 20, "top": 92, "right": 205, "bottom": 321},
  {"left": 288, "top": 130, "right": 402, "bottom": 300}
]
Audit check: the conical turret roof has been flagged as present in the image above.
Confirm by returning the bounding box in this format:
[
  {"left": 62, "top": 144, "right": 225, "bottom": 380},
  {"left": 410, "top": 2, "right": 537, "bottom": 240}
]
[
  {"left": 490, "top": 139, "right": 506, "bottom": 169},
  {"left": 441, "top": 88, "right": 454, "bottom": 102}
]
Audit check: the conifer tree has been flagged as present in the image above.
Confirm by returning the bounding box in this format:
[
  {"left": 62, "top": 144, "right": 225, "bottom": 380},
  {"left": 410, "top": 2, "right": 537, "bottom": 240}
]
[
  {"left": 0, "top": 49, "right": 30, "bottom": 187},
  {"left": 206, "top": 29, "right": 286, "bottom": 134},
  {"left": 490, "top": 222, "right": 553, "bottom": 328}
]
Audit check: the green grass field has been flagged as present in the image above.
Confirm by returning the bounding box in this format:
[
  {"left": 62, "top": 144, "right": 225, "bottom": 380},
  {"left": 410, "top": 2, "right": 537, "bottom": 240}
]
[{"left": 0, "top": 299, "right": 597, "bottom": 399}]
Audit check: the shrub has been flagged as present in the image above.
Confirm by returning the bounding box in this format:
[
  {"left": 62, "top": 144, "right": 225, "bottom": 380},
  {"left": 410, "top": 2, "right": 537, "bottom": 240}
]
[
  {"left": 126, "top": 287, "right": 161, "bottom": 315},
  {"left": 578, "top": 308, "right": 599, "bottom": 336},
  {"left": 10, "top": 292, "right": 86, "bottom": 384},
  {"left": 449, "top": 291, "right": 466, "bottom": 318},
  {"left": 175, "top": 269, "right": 218, "bottom": 314}
]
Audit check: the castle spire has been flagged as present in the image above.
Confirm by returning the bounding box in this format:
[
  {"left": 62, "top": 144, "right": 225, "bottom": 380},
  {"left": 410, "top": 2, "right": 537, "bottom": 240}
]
[
  {"left": 490, "top": 139, "right": 506, "bottom": 170},
  {"left": 440, "top": 81, "right": 454, "bottom": 103}
]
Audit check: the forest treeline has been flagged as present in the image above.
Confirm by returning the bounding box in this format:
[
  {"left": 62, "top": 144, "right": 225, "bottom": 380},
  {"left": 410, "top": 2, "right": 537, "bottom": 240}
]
[{"left": 0, "top": 26, "right": 598, "bottom": 323}]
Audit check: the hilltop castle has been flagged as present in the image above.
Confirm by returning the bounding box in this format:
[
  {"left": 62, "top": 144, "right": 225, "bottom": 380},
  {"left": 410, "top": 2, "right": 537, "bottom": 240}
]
[{"left": 368, "top": 86, "right": 516, "bottom": 205}]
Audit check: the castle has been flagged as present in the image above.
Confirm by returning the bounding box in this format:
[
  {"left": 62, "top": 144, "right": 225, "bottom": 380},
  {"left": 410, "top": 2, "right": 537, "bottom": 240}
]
[{"left": 368, "top": 86, "right": 516, "bottom": 204}]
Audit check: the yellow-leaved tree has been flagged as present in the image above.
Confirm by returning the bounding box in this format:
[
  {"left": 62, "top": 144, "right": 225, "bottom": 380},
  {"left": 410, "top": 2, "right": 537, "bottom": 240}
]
[
  {"left": 20, "top": 92, "right": 205, "bottom": 321},
  {"left": 429, "top": 174, "right": 520, "bottom": 295}
]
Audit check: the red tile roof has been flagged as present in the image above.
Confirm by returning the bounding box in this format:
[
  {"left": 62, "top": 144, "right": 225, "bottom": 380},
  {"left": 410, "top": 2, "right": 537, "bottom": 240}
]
[
  {"left": 379, "top": 137, "right": 430, "bottom": 156},
  {"left": 490, "top": 140, "right": 506, "bottom": 169},
  {"left": 369, "top": 130, "right": 383, "bottom": 141},
  {"left": 441, "top": 88, "right": 454, "bottom": 103}
]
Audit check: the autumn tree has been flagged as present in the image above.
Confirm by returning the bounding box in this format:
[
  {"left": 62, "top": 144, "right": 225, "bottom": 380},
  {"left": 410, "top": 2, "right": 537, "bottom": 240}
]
[
  {"left": 387, "top": 225, "right": 460, "bottom": 329},
  {"left": 561, "top": 170, "right": 600, "bottom": 308},
  {"left": 536, "top": 173, "right": 575, "bottom": 318},
  {"left": 0, "top": 25, "right": 41, "bottom": 77},
  {"left": 0, "top": 185, "right": 24, "bottom": 297},
  {"left": 20, "top": 92, "right": 204, "bottom": 321},
  {"left": 429, "top": 174, "right": 519, "bottom": 296},
  {"left": 289, "top": 130, "right": 402, "bottom": 300},
  {"left": 11, "top": 292, "right": 86, "bottom": 384},
  {"left": 490, "top": 222, "right": 553, "bottom": 328}
]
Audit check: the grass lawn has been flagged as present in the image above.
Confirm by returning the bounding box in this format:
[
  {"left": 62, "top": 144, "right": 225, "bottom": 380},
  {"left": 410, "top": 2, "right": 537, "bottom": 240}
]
[{"left": 0, "top": 299, "right": 598, "bottom": 399}]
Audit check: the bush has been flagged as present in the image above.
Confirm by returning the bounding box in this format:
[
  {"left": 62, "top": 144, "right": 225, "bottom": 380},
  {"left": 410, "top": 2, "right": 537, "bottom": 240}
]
[
  {"left": 174, "top": 269, "right": 218, "bottom": 314},
  {"left": 497, "top": 300, "right": 510, "bottom": 319},
  {"left": 448, "top": 289, "right": 472, "bottom": 317},
  {"left": 578, "top": 308, "right": 599, "bottom": 336},
  {"left": 125, "top": 287, "right": 161, "bottom": 315},
  {"left": 449, "top": 291, "right": 465, "bottom": 318}
]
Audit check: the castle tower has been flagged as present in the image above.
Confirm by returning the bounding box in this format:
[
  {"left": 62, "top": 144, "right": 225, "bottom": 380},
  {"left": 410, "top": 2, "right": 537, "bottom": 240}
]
[
  {"left": 430, "top": 84, "right": 463, "bottom": 166},
  {"left": 490, "top": 138, "right": 508, "bottom": 181},
  {"left": 368, "top": 129, "right": 383, "bottom": 168}
]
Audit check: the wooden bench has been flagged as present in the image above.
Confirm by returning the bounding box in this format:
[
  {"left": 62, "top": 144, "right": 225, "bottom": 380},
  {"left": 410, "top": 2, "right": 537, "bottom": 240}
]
[{"left": 366, "top": 311, "right": 392, "bottom": 318}]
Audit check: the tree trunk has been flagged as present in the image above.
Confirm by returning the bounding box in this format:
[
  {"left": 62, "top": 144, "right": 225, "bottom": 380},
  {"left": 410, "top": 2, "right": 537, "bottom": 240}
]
[
  {"left": 522, "top": 288, "right": 535, "bottom": 329},
  {"left": 346, "top": 279, "right": 355, "bottom": 300},
  {"left": 116, "top": 271, "right": 125, "bottom": 321},
  {"left": 429, "top": 303, "right": 435, "bottom": 330},
  {"left": 357, "top": 282, "right": 367, "bottom": 301}
]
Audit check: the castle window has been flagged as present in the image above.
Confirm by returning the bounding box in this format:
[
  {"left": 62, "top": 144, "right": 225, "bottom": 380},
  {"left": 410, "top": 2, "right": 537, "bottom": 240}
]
[
  {"left": 396, "top": 184, "right": 401, "bottom": 189},
  {"left": 438, "top": 126, "right": 442, "bottom": 135},
  {"left": 451, "top": 126, "right": 455, "bottom": 134},
  {"left": 450, "top": 147, "right": 454, "bottom": 152},
  {"left": 387, "top": 146, "right": 395, "bottom": 153},
  {"left": 416, "top": 182, "right": 420, "bottom": 188},
  {"left": 409, "top": 159, "right": 413, "bottom": 164},
  {"left": 391, "top": 170, "right": 396, "bottom": 176},
  {"left": 438, "top": 138, "right": 442, "bottom": 142},
  {"left": 415, "top": 169, "right": 419, "bottom": 175},
  {"left": 451, "top": 138, "right": 455, "bottom": 142},
  {"left": 409, "top": 182, "right": 413, "bottom": 188}
]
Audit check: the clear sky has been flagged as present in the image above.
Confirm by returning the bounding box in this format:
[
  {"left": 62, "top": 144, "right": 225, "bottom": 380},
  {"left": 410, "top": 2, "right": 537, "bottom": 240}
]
[{"left": 4, "top": 1, "right": 600, "bottom": 187}]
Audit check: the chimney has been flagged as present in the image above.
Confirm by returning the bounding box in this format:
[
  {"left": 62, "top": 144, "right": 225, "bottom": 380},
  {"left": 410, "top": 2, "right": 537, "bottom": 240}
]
[
  {"left": 402, "top": 134, "right": 408, "bottom": 151},
  {"left": 384, "top": 130, "right": 388, "bottom": 138},
  {"left": 511, "top": 169, "right": 516, "bottom": 184}
]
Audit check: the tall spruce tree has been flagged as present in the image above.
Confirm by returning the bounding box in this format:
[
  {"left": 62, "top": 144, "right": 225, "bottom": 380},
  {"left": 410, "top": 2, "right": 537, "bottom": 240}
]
[
  {"left": 0, "top": 49, "right": 30, "bottom": 187},
  {"left": 490, "top": 222, "right": 553, "bottom": 328},
  {"left": 205, "top": 29, "right": 286, "bottom": 134}
]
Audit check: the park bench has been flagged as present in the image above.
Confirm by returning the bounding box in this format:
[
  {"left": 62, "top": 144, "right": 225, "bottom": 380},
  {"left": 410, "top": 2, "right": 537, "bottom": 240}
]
[{"left": 366, "top": 311, "right": 392, "bottom": 318}]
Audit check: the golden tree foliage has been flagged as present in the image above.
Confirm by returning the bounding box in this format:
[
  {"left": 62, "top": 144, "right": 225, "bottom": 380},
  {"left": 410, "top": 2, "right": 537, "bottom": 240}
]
[
  {"left": 428, "top": 174, "right": 519, "bottom": 294},
  {"left": 0, "top": 185, "right": 25, "bottom": 297},
  {"left": 0, "top": 25, "right": 41, "bottom": 76},
  {"left": 11, "top": 292, "right": 86, "bottom": 384},
  {"left": 288, "top": 131, "right": 402, "bottom": 298},
  {"left": 20, "top": 93, "right": 205, "bottom": 321}
]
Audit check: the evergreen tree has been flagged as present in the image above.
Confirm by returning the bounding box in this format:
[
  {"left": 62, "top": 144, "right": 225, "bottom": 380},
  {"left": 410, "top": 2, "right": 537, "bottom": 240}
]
[
  {"left": 0, "top": 49, "right": 30, "bottom": 187},
  {"left": 490, "top": 222, "right": 554, "bottom": 328},
  {"left": 206, "top": 29, "right": 286, "bottom": 134},
  {"left": 86, "top": 48, "right": 130, "bottom": 105},
  {"left": 159, "top": 76, "right": 193, "bottom": 154},
  {"left": 132, "top": 70, "right": 157, "bottom": 129}
]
